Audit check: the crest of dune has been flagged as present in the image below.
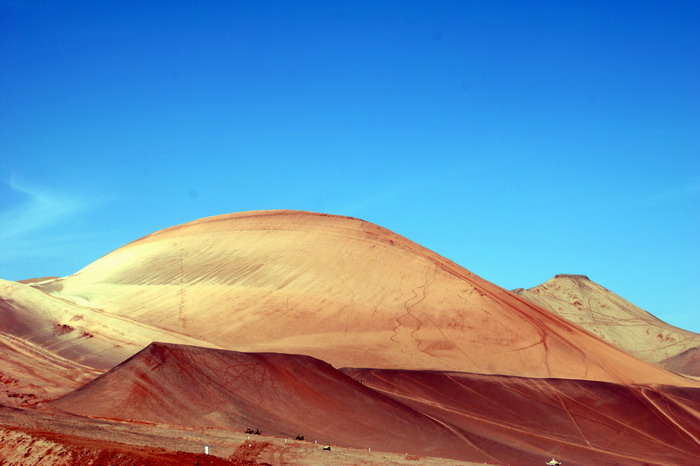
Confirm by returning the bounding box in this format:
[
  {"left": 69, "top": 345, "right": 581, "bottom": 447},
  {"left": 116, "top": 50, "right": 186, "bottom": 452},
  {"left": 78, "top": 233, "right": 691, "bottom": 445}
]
[
  {"left": 513, "top": 274, "right": 700, "bottom": 375},
  {"left": 33, "top": 210, "right": 692, "bottom": 386}
]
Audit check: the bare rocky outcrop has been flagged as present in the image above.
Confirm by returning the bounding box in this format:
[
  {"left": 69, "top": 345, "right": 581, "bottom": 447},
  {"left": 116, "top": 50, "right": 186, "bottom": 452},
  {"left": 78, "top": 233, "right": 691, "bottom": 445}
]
[
  {"left": 514, "top": 274, "right": 700, "bottom": 375},
  {"left": 553, "top": 274, "right": 591, "bottom": 280}
]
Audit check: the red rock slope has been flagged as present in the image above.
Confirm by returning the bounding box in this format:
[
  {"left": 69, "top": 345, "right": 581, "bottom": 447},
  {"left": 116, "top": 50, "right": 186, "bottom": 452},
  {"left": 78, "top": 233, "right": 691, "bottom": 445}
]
[
  {"left": 49, "top": 343, "right": 700, "bottom": 465},
  {"left": 40, "top": 211, "right": 695, "bottom": 386},
  {"left": 50, "top": 342, "right": 497, "bottom": 462},
  {"left": 513, "top": 274, "right": 700, "bottom": 374},
  {"left": 0, "top": 332, "right": 100, "bottom": 408},
  {"left": 0, "top": 278, "right": 220, "bottom": 405},
  {"left": 343, "top": 368, "right": 700, "bottom": 465}
]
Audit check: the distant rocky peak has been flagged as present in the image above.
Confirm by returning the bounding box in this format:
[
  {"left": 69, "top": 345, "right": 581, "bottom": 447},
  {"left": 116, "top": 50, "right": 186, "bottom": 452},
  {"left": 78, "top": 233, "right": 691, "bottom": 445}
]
[{"left": 553, "top": 274, "right": 590, "bottom": 280}]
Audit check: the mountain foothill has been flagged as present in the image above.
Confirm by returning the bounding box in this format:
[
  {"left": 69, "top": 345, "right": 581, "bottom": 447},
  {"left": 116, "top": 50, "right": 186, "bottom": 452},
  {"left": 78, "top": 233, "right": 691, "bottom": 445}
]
[{"left": 1, "top": 211, "right": 698, "bottom": 465}]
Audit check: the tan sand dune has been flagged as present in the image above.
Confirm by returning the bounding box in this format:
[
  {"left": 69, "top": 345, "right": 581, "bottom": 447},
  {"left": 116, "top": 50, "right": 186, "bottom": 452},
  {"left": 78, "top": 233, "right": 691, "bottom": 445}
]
[
  {"left": 17, "top": 276, "right": 59, "bottom": 284},
  {"left": 513, "top": 274, "right": 700, "bottom": 374},
  {"left": 2, "top": 210, "right": 699, "bottom": 464},
  {"left": 0, "top": 279, "right": 221, "bottom": 370},
  {"left": 34, "top": 210, "right": 694, "bottom": 386}
]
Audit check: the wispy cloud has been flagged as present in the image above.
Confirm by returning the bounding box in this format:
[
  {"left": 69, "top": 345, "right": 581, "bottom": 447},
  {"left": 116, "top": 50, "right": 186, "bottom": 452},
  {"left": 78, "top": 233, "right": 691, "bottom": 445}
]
[
  {"left": 0, "top": 175, "right": 87, "bottom": 243},
  {"left": 0, "top": 176, "right": 103, "bottom": 281}
]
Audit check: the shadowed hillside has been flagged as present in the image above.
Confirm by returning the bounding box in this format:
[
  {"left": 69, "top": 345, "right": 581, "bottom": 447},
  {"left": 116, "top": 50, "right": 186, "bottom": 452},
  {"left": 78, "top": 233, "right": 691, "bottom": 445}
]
[
  {"left": 51, "top": 343, "right": 498, "bottom": 462},
  {"left": 50, "top": 343, "right": 700, "bottom": 465}
]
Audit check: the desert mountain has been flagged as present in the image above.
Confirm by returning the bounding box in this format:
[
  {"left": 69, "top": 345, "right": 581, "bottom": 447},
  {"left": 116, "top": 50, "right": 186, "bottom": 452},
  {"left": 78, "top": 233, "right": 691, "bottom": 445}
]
[
  {"left": 513, "top": 274, "right": 700, "bottom": 375},
  {"left": 0, "top": 278, "right": 220, "bottom": 370},
  {"left": 0, "top": 278, "right": 220, "bottom": 406},
  {"left": 50, "top": 343, "right": 700, "bottom": 465},
  {"left": 28, "top": 210, "right": 694, "bottom": 386},
  {"left": 3, "top": 210, "right": 700, "bottom": 464},
  {"left": 344, "top": 368, "right": 700, "bottom": 465},
  {"left": 0, "top": 331, "right": 100, "bottom": 408},
  {"left": 50, "top": 342, "right": 492, "bottom": 462}
]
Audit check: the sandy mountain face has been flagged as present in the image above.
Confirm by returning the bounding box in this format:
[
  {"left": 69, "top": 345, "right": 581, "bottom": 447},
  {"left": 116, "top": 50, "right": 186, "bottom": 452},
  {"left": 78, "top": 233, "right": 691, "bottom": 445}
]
[
  {"left": 2, "top": 210, "right": 699, "bottom": 464},
  {"left": 0, "top": 331, "right": 100, "bottom": 408},
  {"left": 513, "top": 274, "right": 700, "bottom": 375},
  {"left": 0, "top": 278, "right": 221, "bottom": 406},
  {"left": 50, "top": 342, "right": 700, "bottom": 465},
  {"left": 28, "top": 210, "right": 695, "bottom": 386},
  {"left": 50, "top": 342, "right": 488, "bottom": 462},
  {"left": 344, "top": 367, "right": 700, "bottom": 465}
]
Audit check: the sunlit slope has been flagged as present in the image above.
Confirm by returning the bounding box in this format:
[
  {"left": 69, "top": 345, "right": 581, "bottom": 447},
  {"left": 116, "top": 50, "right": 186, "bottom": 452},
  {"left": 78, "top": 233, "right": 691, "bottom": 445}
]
[
  {"left": 46, "top": 211, "right": 695, "bottom": 385},
  {"left": 513, "top": 274, "right": 700, "bottom": 374},
  {"left": 1, "top": 279, "right": 219, "bottom": 369},
  {"left": 0, "top": 332, "right": 100, "bottom": 407},
  {"left": 0, "top": 278, "right": 221, "bottom": 402}
]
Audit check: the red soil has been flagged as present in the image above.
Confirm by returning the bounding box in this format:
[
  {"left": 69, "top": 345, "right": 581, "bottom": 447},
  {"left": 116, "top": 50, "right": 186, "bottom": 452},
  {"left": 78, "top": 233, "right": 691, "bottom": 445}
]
[
  {"left": 0, "top": 425, "right": 246, "bottom": 465},
  {"left": 49, "top": 342, "right": 493, "bottom": 462},
  {"left": 48, "top": 342, "right": 700, "bottom": 464},
  {"left": 343, "top": 368, "right": 700, "bottom": 465},
  {"left": 0, "top": 406, "right": 481, "bottom": 466},
  {"left": 0, "top": 331, "right": 102, "bottom": 408}
]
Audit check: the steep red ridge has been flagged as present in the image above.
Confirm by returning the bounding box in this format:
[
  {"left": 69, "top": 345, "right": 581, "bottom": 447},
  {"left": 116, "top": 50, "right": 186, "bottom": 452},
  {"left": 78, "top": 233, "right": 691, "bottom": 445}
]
[
  {"left": 50, "top": 343, "right": 495, "bottom": 462},
  {"left": 48, "top": 343, "right": 700, "bottom": 464}
]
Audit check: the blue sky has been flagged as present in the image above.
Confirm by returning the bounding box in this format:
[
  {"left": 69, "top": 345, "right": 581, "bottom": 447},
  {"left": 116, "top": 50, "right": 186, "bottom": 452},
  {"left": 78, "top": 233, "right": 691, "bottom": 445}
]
[{"left": 1, "top": 1, "right": 698, "bottom": 332}]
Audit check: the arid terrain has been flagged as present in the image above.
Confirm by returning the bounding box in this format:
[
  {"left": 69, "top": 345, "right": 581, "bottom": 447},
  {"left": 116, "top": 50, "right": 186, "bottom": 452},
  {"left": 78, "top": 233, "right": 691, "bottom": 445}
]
[
  {"left": 513, "top": 274, "right": 700, "bottom": 376},
  {"left": 1, "top": 210, "right": 698, "bottom": 464}
]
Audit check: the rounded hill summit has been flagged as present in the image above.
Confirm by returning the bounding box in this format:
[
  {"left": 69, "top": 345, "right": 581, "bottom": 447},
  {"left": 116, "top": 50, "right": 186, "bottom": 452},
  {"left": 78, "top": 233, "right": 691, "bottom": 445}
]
[{"left": 45, "top": 210, "right": 692, "bottom": 385}]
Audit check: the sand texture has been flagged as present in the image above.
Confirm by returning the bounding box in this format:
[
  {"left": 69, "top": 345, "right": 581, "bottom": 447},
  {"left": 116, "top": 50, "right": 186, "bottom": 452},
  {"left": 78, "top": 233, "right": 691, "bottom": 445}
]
[
  {"left": 45, "top": 343, "right": 700, "bottom": 465},
  {"left": 2, "top": 210, "right": 699, "bottom": 464},
  {"left": 32, "top": 210, "right": 697, "bottom": 386}
]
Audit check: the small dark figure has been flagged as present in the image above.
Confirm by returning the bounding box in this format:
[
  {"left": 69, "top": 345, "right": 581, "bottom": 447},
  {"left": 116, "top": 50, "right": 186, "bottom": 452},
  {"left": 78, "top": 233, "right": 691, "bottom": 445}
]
[
  {"left": 254, "top": 428, "right": 261, "bottom": 435},
  {"left": 245, "top": 428, "right": 254, "bottom": 434},
  {"left": 295, "top": 434, "right": 304, "bottom": 441},
  {"left": 323, "top": 446, "right": 331, "bottom": 451}
]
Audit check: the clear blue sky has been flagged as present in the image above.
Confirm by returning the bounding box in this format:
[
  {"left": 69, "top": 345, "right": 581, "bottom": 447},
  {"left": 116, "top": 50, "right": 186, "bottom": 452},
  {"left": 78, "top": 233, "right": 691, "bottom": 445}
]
[{"left": 1, "top": 1, "right": 698, "bottom": 332}]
